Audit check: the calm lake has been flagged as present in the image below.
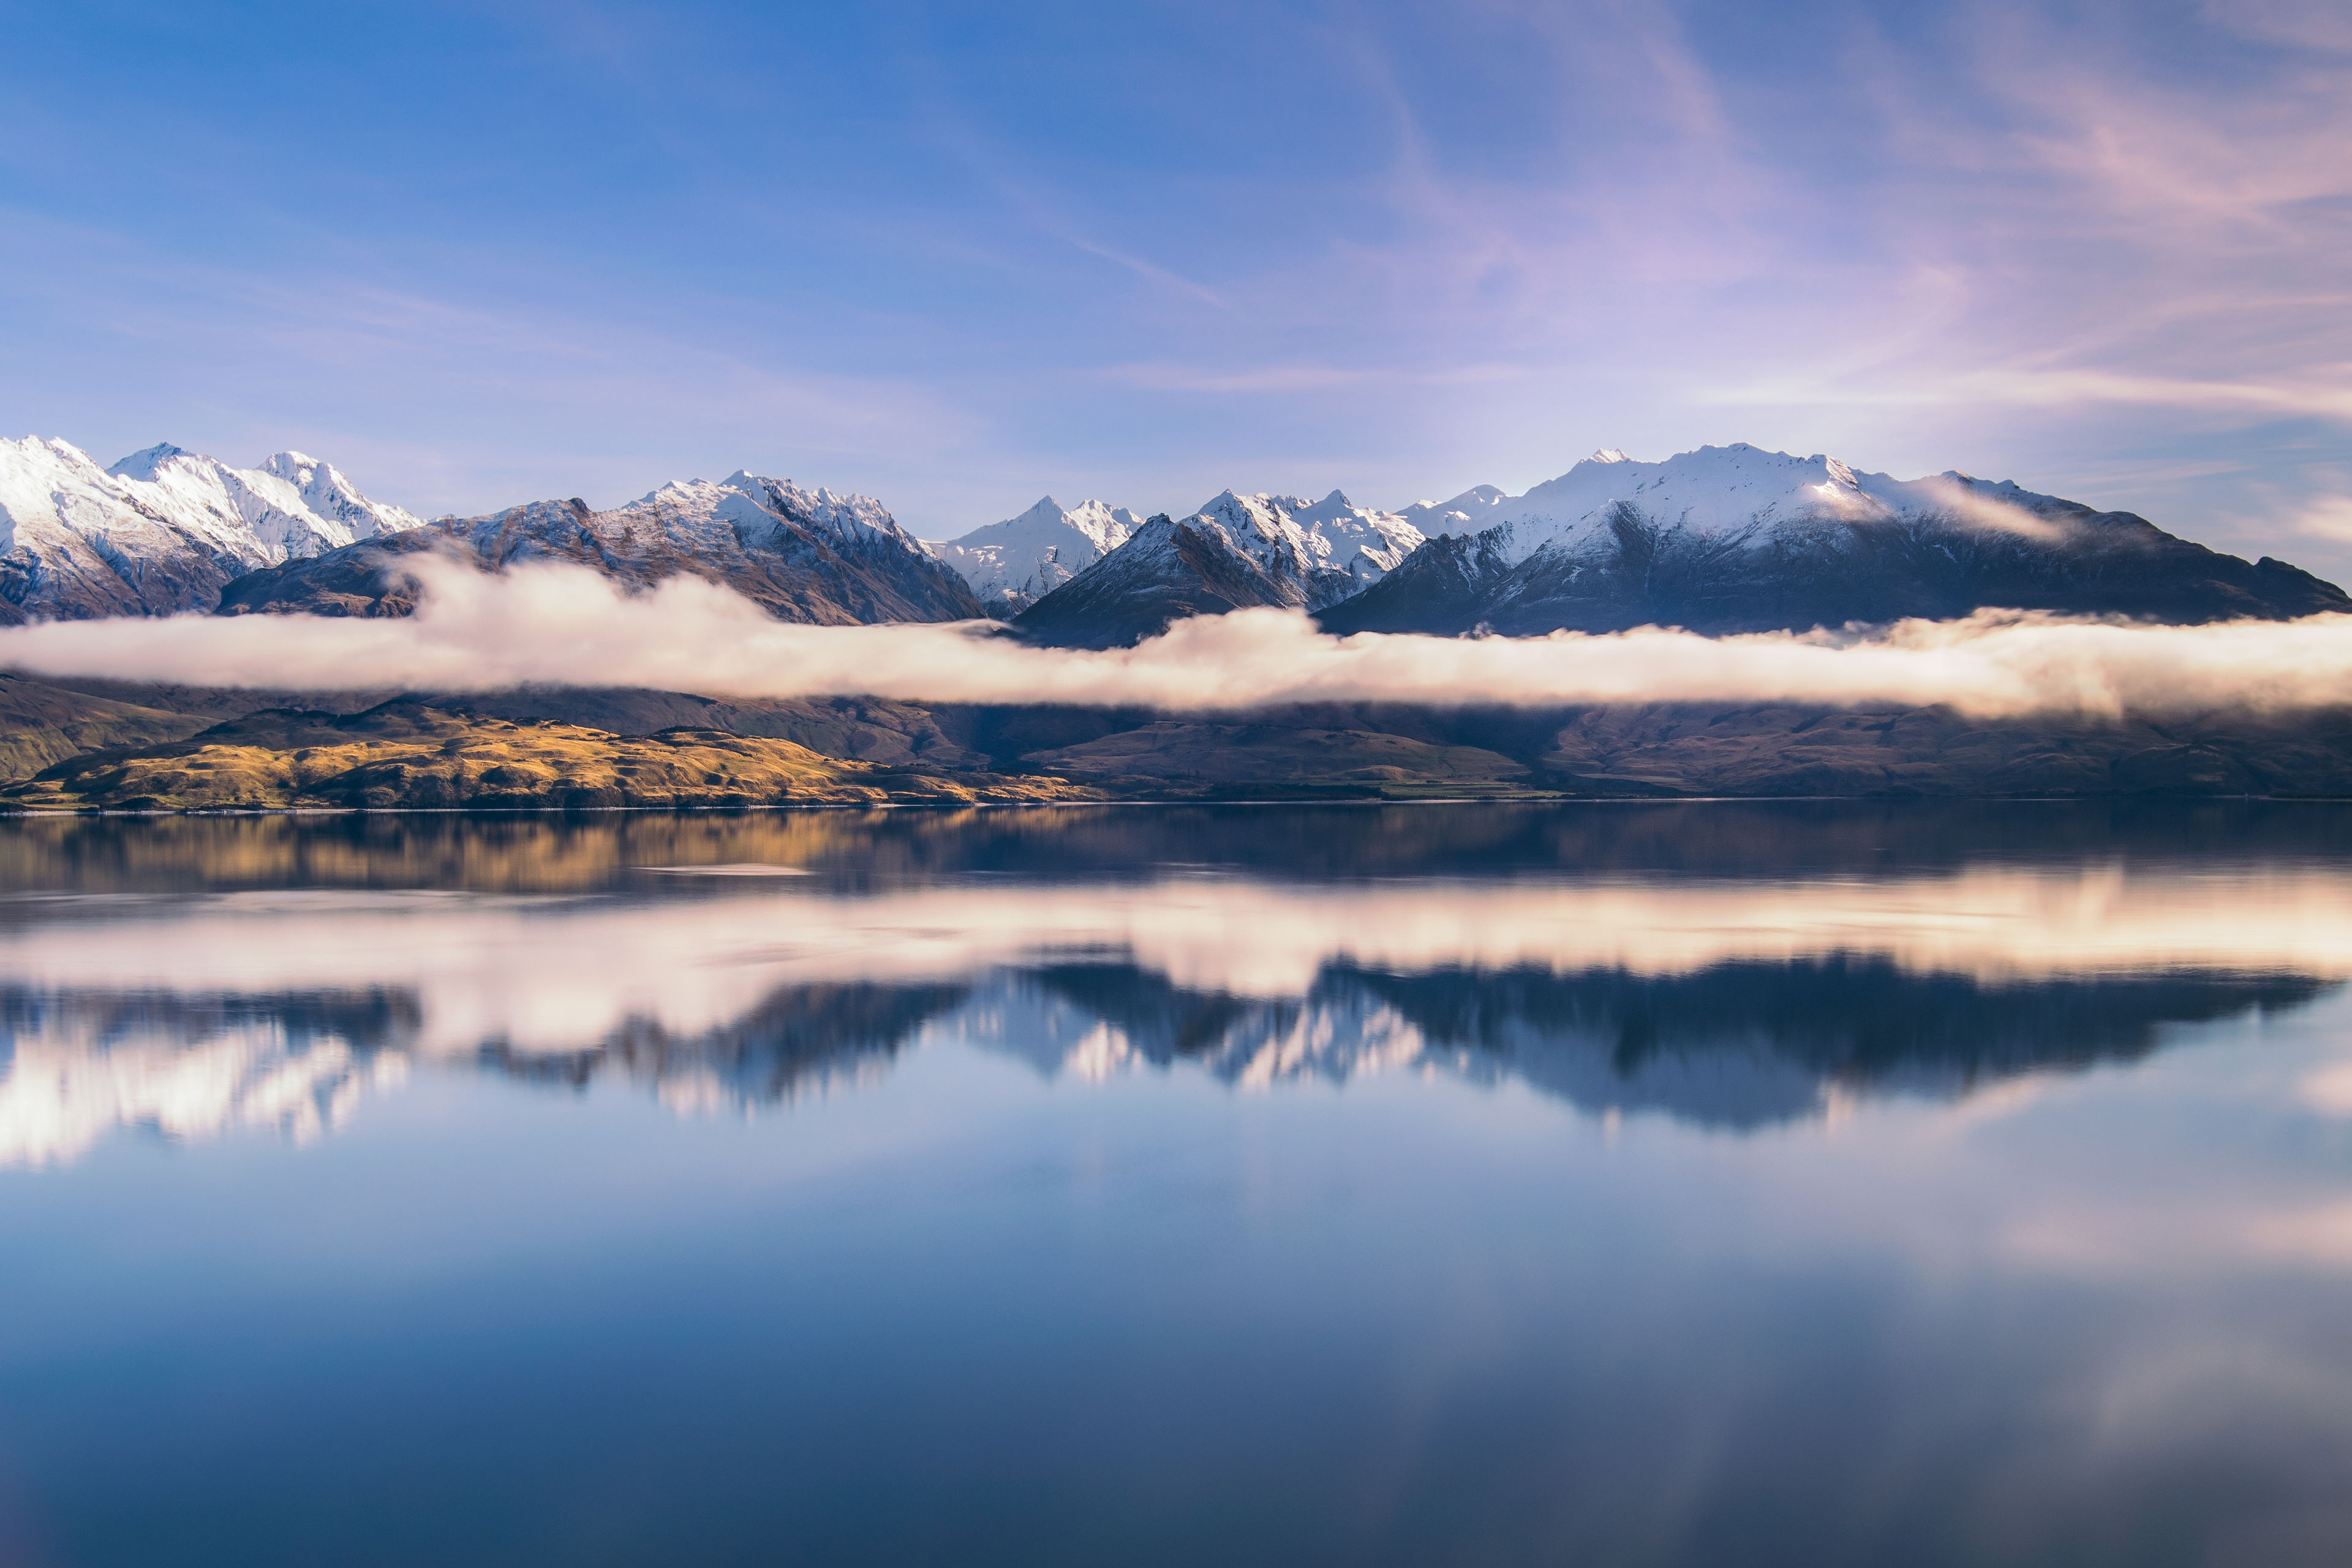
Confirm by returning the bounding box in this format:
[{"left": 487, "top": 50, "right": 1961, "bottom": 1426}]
[{"left": 2, "top": 802, "right": 2351, "bottom": 1566}]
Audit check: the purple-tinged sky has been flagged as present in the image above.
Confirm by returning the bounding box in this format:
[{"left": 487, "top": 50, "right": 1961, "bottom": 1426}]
[{"left": 1, "top": 0, "right": 2346, "bottom": 569}]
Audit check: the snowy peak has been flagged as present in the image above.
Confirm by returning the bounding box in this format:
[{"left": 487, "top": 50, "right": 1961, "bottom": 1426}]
[
  {"left": 118, "top": 443, "right": 410, "bottom": 560},
  {"left": 1011, "top": 508, "right": 1314, "bottom": 649},
  {"left": 1182, "top": 488, "right": 1423, "bottom": 592},
  {"left": 1185, "top": 492, "right": 1327, "bottom": 588},
  {"left": 1401, "top": 484, "right": 1508, "bottom": 535},
  {"left": 1192, "top": 489, "right": 1300, "bottom": 543},
  {"left": 104, "top": 443, "right": 192, "bottom": 481},
  {"left": 719, "top": 470, "right": 921, "bottom": 553},
  {"left": 1011, "top": 484, "right": 1427, "bottom": 647},
  {"left": 1325, "top": 440, "right": 2350, "bottom": 638},
  {"left": 925, "top": 494, "right": 1146, "bottom": 617},
  {"left": 102, "top": 442, "right": 417, "bottom": 546},
  {"left": 1411, "top": 442, "right": 2094, "bottom": 565},
  {"left": 1059, "top": 499, "right": 1139, "bottom": 554},
  {"left": 609, "top": 472, "right": 928, "bottom": 571},
  {"left": 480, "top": 470, "right": 935, "bottom": 573},
  {"left": 0, "top": 435, "right": 421, "bottom": 621},
  {"left": 256, "top": 451, "right": 421, "bottom": 540},
  {"left": 241, "top": 464, "right": 980, "bottom": 625}
]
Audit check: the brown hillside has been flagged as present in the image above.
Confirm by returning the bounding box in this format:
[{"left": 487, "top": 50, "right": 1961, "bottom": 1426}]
[{"left": 0, "top": 702, "right": 1094, "bottom": 812}]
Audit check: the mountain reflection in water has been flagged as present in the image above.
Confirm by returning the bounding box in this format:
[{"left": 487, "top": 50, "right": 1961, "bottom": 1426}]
[
  {"left": 1, "top": 801, "right": 2343, "bottom": 1161},
  {"left": 11, "top": 804, "right": 2352, "bottom": 1568}
]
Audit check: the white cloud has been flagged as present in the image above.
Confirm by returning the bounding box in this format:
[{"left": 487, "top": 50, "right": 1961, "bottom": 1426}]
[
  {"left": 2293, "top": 496, "right": 2352, "bottom": 543},
  {"left": 6, "top": 559, "right": 2352, "bottom": 720}
]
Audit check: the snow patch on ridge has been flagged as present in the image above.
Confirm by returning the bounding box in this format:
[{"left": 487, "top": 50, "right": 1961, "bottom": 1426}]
[
  {"left": 1179, "top": 488, "right": 1424, "bottom": 604},
  {"left": 926, "top": 496, "right": 1146, "bottom": 614},
  {"left": 1411, "top": 443, "right": 2089, "bottom": 565},
  {"left": 0, "top": 436, "right": 420, "bottom": 620},
  {"left": 1401, "top": 484, "right": 1508, "bottom": 536}
]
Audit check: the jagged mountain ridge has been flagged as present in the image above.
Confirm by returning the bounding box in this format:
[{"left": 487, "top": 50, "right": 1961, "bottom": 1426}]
[
  {"left": 924, "top": 496, "right": 1145, "bottom": 617},
  {"left": 9, "top": 433, "right": 2342, "bottom": 641},
  {"left": 0, "top": 437, "right": 420, "bottom": 622},
  {"left": 222, "top": 471, "right": 982, "bottom": 624},
  {"left": 1012, "top": 488, "right": 1424, "bottom": 648},
  {"left": 3, "top": 435, "right": 979, "bottom": 628},
  {"left": 1323, "top": 445, "right": 2345, "bottom": 635},
  {"left": 1400, "top": 483, "right": 1509, "bottom": 536},
  {"left": 1010, "top": 443, "right": 2343, "bottom": 646}
]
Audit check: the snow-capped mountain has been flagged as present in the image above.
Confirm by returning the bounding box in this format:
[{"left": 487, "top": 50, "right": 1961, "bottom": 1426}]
[
  {"left": 1400, "top": 483, "right": 1509, "bottom": 536},
  {"left": 1193, "top": 489, "right": 1425, "bottom": 593},
  {"left": 17, "top": 431, "right": 2343, "bottom": 641},
  {"left": 0, "top": 437, "right": 420, "bottom": 622},
  {"left": 1324, "top": 443, "right": 2348, "bottom": 636},
  {"left": 105, "top": 443, "right": 421, "bottom": 550},
  {"left": 221, "top": 470, "right": 982, "bottom": 624},
  {"left": 254, "top": 451, "right": 421, "bottom": 542},
  {"left": 924, "top": 496, "right": 1145, "bottom": 617},
  {"left": 1014, "top": 488, "right": 1424, "bottom": 647},
  {"left": 1411, "top": 445, "right": 2095, "bottom": 564},
  {"left": 1005, "top": 512, "right": 1281, "bottom": 649}
]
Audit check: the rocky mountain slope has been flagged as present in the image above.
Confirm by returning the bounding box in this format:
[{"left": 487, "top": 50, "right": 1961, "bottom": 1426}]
[
  {"left": 0, "top": 437, "right": 420, "bottom": 622},
  {"left": 221, "top": 472, "right": 982, "bottom": 624},
  {"left": 924, "top": 496, "right": 1145, "bottom": 616},
  {"left": 1014, "top": 489, "right": 1423, "bottom": 647},
  {"left": 1325, "top": 445, "right": 2345, "bottom": 635}
]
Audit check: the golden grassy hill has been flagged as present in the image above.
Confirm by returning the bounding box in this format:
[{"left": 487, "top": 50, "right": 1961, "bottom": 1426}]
[{"left": 0, "top": 703, "right": 1095, "bottom": 812}]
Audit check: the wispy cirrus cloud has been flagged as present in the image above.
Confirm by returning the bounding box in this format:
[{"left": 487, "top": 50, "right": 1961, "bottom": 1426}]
[
  {"left": 2291, "top": 495, "right": 2352, "bottom": 543},
  {"left": 4, "top": 1, "right": 2350, "bottom": 567},
  {"left": 1702, "top": 366, "right": 2352, "bottom": 424},
  {"left": 1101, "top": 361, "right": 1536, "bottom": 394}
]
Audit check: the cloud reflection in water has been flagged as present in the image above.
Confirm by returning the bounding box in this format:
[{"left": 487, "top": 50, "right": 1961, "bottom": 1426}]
[{"left": 0, "top": 854, "right": 2339, "bottom": 1163}]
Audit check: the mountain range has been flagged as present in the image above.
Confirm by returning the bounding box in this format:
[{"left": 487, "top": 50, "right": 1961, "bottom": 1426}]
[
  {"left": 221, "top": 472, "right": 979, "bottom": 624},
  {"left": 984, "top": 446, "right": 2343, "bottom": 646},
  {"left": 1320, "top": 445, "right": 2345, "bottom": 637},
  {"left": 1, "top": 434, "right": 2340, "bottom": 640},
  {"left": 0, "top": 437, "right": 419, "bottom": 622},
  {"left": 1005, "top": 489, "right": 1427, "bottom": 648}
]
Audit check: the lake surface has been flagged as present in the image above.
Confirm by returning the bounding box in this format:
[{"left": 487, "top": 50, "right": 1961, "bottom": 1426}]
[{"left": 2, "top": 801, "right": 2351, "bottom": 1566}]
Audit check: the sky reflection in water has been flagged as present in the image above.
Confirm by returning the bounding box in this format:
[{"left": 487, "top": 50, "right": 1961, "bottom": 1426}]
[{"left": 0, "top": 803, "right": 2349, "bottom": 1566}]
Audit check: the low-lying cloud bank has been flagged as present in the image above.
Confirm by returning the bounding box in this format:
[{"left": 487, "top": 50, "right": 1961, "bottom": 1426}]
[{"left": 7, "top": 558, "right": 2352, "bottom": 718}]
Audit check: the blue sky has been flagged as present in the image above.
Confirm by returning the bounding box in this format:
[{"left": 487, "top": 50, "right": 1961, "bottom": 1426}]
[{"left": 2, "top": 0, "right": 2347, "bottom": 568}]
